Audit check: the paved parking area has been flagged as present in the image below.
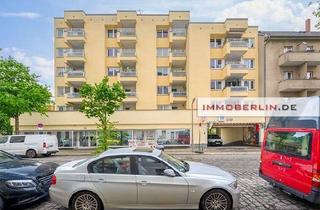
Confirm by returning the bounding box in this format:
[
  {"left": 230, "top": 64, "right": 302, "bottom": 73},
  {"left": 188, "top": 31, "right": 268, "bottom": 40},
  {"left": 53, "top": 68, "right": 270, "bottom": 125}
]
[{"left": 20, "top": 147, "right": 320, "bottom": 210}]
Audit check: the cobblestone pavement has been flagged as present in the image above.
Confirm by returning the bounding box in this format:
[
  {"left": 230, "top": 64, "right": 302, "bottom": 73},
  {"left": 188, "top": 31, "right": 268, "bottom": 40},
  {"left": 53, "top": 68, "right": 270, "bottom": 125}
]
[{"left": 19, "top": 147, "right": 320, "bottom": 210}]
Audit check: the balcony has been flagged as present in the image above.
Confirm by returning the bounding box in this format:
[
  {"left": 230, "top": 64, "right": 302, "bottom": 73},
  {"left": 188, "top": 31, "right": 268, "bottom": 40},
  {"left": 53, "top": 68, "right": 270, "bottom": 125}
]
[
  {"left": 117, "top": 28, "right": 136, "bottom": 45},
  {"left": 278, "top": 51, "right": 320, "bottom": 67},
  {"left": 64, "top": 28, "right": 85, "bottom": 47},
  {"left": 170, "top": 49, "right": 186, "bottom": 65},
  {"left": 65, "top": 70, "right": 86, "bottom": 86},
  {"left": 170, "top": 91, "right": 187, "bottom": 103},
  {"left": 170, "top": 69, "right": 186, "bottom": 84},
  {"left": 225, "top": 19, "right": 248, "bottom": 34},
  {"left": 279, "top": 79, "right": 320, "bottom": 92},
  {"left": 119, "top": 71, "right": 137, "bottom": 84},
  {"left": 117, "top": 49, "right": 136, "bottom": 64},
  {"left": 223, "top": 40, "right": 248, "bottom": 59},
  {"left": 65, "top": 49, "right": 85, "bottom": 65},
  {"left": 169, "top": 28, "right": 187, "bottom": 46},
  {"left": 124, "top": 91, "right": 138, "bottom": 103},
  {"left": 66, "top": 92, "right": 82, "bottom": 104},
  {"left": 223, "top": 86, "right": 248, "bottom": 97},
  {"left": 222, "top": 63, "right": 249, "bottom": 79}
]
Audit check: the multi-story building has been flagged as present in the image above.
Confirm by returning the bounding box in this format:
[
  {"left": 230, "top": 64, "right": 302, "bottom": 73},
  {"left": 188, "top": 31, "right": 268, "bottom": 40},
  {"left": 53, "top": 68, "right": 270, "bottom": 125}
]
[
  {"left": 259, "top": 19, "right": 320, "bottom": 97},
  {"left": 18, "top": 10, "right": 262, "bottom": 149}
]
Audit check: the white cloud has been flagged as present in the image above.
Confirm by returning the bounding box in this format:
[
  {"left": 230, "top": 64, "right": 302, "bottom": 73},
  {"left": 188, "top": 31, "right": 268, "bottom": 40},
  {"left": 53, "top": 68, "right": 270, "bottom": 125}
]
[
  {"left": 0, "top": 12, "right": 40, "bottom": 19},
  {"left": 217, "top": 0, "right": 319, "bottom": 31},
  {"left": 1, "top": 48, "right": 54, "bottom": 96}
]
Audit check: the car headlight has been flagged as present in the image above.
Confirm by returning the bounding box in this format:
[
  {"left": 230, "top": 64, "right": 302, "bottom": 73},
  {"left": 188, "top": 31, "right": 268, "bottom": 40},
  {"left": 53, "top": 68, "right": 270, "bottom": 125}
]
[
  {"left": 229, "top": 180, "right": 238, "bottom": 189},
  {"left": 6, "top": 180, "right": 36, "bottom": 189}
]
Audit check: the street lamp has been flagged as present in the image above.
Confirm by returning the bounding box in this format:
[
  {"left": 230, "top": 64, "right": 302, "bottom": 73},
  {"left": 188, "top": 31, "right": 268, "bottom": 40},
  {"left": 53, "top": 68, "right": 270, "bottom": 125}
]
[{"left": 191, "top": 97, "right": 196, "bottom": 152}]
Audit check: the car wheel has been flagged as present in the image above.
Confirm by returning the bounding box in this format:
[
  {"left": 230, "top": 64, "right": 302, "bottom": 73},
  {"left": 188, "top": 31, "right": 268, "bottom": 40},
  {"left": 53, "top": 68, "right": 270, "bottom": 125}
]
[
  {"left": 201, "top": 189, "right": 232, "bottom": 210},
  {"left": 26, "top": 149, "right": 37, "bottom": 158},
  {"left": 71, "top": 191, "right": 102, "bottom": 210}
]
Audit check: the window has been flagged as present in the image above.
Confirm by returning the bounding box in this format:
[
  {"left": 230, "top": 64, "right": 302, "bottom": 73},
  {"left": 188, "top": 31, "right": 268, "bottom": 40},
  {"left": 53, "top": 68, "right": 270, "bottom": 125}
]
[
  {"left": 56, "top": 28, "right": 64, "bottom": 37},
  {"left": 157, "top": 29, "right": 168, "bottom": 38},
  {"left": 158, "top": 105, "right": 171, "bottom": 110},
  {"left": 107, "top": 48, "right": 118, "bottom": 57},
  {"left": 157, "top": 48, "right": 169, "bottom": 57},
  {"left": 265, "top": 131, "right": 312, "bottom": 159},
  {"left": 58, "top": 106, "right": 66, "bottom": 111},
  {"left": 56, "top": 67, "right": 65, "bottom": 77},
  {"left": 0, "top": 136, "right": 8, "bottom": 144},
  {"left": 244, "top": 80, "right": 255, "bottom": 90},
  {"left": 210, "top": 39, "right": 222, "bottom": 48},
  {"left": 136, "top": 156, "right": 170, "bottom": 176},
  {"left": 10, "top": 136, "right": 25, "bottom": 143},
  {"left": 306, "top": 71, "right": 313, "bottom": 79},
  {"left": 284, "top": 46, "right": 293, "bottom": 53},
  {"left": 57, "top": 87, "right": 65, "bottom": 96},
  {"left": 306, "top": 46, "right": 314, "bottom": 52},
  {"left": 247, "top": 38, "right": 255, "bottom": 48},
  {"left": 107, "top": 29, "right": 117, "bottom": 38},
  {"left": 284, "top": 71, "right": 293, "bottom": 80},
  {"left": 90, "top": 156, "right": 131, "bottom": 174},
  {"left": 157, "top": 86, "right": 169, "bottom": 95},
  {"left": 211, "top": 80, "right": 223, "bottom": 90},
  {"left": 157, "top": 67, "right": 169, "bottom": 76},
  {"left": 244, "top": 59, "right": 254, "bottom": 69},
  {"left": 210, "top": 59, "right": 224, "bottom": 69},
  {"left": 56, "top": 48, "right": 64, "bottom": 57},
  {"left": 107, "top": 67, "right": 119, "bottom": 76},
  {"left": 172, "top": 106, "right": 178, "bottom": 110}
]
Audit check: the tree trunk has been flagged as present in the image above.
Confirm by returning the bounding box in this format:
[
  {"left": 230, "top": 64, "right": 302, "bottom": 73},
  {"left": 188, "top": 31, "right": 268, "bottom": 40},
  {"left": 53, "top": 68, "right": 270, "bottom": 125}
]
[{"left": 14, "top": 116, "right": 19, "bottom": 134}]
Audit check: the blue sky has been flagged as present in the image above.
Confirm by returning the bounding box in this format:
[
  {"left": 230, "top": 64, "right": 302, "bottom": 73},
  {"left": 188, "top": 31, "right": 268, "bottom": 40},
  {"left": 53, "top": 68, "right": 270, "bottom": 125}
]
[{"left": 0, "top": 0, "right": 319, "bottom": 94}]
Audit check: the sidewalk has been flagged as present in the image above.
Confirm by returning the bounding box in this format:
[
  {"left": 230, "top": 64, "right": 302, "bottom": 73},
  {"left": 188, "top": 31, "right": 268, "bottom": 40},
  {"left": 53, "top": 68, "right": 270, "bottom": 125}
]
[{"left": 57, "top": 146, "right": 261, "bottom": 156}]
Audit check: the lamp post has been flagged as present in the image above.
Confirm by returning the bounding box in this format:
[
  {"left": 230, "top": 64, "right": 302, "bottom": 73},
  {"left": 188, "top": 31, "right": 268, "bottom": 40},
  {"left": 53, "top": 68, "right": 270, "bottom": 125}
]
[{"left": 191, "top": 97, "right": 196, "bottom": 152}]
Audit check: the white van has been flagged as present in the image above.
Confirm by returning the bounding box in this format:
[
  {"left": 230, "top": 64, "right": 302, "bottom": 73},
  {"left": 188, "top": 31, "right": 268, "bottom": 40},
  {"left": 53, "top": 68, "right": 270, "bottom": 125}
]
[{"left": 0, "top": 135, "right": 59, "bottom": 158}]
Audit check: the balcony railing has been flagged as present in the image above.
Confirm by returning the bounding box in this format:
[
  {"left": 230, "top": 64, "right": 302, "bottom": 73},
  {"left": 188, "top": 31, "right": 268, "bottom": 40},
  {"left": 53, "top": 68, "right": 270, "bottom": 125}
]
[
  {"left": 228, "top": 40, "right": 248, "bottom": 48},
  {"left": 120, "top": 71, "right": 136, "bottom": 77},
  {"left": 67, "top": 70, "right": 85, "bottom": 77},
  {"left": 66, "top": 49, "right": 84, "bottom": 57},
  {"left": 66, "top": 92, "right": 81, "bottom": 98},
  {"left": 172, "top": 49, "right": 186, "bottom": 57},
  {"left": 67, "top": 28, "right": 85, "bottom": 37},
  {"left": 172, "top": 28, "right": 187, "bottom": 37},
  {"left": 125, "top": 91, "right": 136, "bottom": 97},
  {"left": 229, "top": 86, "right": 248, "bottom": 92},
  {"left": 172, "top": 71, "right": 186, "bottom": 76},
  {"left": 120, "top": 49, "right": 136, "bottom": 57},
  {"left": 230, "top": 63, "right": 248, "bottom": 69},
  {"left": 172, "top": 91, "right": 187, "bottom": 96},
  {"left": 118, "top": 28, "right": 136, "bottom": 37}
]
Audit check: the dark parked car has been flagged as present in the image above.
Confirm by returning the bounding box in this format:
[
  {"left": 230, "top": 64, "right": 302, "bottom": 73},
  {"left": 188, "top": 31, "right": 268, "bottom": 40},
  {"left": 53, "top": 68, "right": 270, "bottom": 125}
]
[{"left": 0, "top": 150, "right": 58, "bottom": 209}]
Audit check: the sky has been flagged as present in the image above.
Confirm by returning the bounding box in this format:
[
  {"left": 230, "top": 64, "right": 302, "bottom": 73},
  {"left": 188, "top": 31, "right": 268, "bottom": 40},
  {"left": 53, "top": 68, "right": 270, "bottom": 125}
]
[{"left": 0, "top": 0, "right": 319, "bottom": 95}]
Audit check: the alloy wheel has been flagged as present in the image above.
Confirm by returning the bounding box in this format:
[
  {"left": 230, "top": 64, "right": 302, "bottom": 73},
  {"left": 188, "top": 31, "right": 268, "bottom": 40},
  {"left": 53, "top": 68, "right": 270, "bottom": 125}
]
[
  {"left": 74, "top": 193, "right": 99, "bottom": 210},
  {"left": 204, "top": 192, "right": 228, "bottom": 210}
]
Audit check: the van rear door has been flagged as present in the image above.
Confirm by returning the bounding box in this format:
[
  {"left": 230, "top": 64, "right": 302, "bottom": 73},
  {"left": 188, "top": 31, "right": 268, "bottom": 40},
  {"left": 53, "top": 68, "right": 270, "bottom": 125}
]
[{"left": 261, "top": 128, "right": 314, "bottom": 194}]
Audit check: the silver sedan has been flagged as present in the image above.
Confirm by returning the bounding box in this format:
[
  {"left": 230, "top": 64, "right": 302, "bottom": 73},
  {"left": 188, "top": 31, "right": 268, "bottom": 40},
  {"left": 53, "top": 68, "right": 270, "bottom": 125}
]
[{"left": 50, "top": 148, "right": 240, "bottom": 210}]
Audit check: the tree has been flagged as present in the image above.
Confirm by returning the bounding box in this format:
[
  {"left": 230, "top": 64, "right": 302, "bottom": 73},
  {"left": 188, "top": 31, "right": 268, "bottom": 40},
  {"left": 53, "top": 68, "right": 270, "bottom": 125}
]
[
  {"left": 79, "top": 76, "right": 126, "bottom": 153},
  {"left": 312, "top": 1, "right": 320, "bottom": 29},
  {"left": 0, "top": 57, "right": 51, "bottom": 133},
  {"left": 0, "top": 112, "right": 13, "bottom": 135}
]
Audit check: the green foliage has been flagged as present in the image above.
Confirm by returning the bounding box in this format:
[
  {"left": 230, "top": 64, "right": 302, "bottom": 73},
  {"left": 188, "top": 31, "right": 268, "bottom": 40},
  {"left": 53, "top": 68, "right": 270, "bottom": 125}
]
[
  {"left": 312, "top": 1, "right": 320, "bottom": 29},
  {"left": 80, "top": 76, "right": 126, "bottom": 153},
  {"left": 0, "top": 112, "right": 13, "bottom": 135},
  {"left": 0, "top": 57, "right": 51, "bottom": 133}
]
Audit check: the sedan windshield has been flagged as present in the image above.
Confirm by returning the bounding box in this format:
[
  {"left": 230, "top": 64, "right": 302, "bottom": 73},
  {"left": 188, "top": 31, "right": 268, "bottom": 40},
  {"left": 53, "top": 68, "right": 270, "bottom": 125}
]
[
  {"left": 0, "top": 151, "right": 16, "bottom": 163},
  {"left": 159, "top": 151, "right": 189, "bottom": 172}
]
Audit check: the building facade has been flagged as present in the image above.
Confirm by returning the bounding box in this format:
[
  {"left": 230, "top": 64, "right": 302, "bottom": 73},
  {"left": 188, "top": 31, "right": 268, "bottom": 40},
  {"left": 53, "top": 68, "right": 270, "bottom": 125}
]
[
  {"left": 18, "top": 10, "right": 262, "bottom": 148},
  {"left": 259, "top": 21, "right": 320, "bottom": 97}
]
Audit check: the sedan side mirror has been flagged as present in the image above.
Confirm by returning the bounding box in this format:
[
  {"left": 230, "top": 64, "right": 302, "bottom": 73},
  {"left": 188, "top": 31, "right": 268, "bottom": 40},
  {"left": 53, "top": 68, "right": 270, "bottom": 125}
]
[{"left": 164, "top": 169, "right": 176, "bottom": 177}]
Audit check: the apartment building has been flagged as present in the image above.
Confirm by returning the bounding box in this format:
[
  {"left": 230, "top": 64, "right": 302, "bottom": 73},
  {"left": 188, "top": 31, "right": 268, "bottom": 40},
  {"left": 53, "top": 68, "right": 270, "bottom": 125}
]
[
  {"left": 259, "top": 20, "right": 320, "bottom": 97},
  {"left": 18, "top": 10, "right": 262, "bottom": 149}
]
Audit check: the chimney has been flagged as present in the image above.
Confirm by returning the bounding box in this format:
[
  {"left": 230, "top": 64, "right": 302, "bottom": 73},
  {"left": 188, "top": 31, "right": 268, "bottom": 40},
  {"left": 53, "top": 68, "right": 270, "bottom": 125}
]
[{"left": 305, "top": 19, "right": 311, "bottom": 32}]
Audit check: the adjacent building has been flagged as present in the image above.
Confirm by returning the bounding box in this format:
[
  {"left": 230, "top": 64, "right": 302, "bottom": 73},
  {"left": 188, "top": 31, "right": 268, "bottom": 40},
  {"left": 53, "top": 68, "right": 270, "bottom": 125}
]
[
  {"left": 259, "top": 20, "right": 320, "bottom": 97},
  {"left": 18, "top": 10, "right": 262, "bottom": 149}
]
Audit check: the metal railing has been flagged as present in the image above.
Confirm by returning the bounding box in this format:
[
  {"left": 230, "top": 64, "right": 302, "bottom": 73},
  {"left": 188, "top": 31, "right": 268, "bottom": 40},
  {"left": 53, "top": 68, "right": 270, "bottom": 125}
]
[
  {"left": 230, "top": 64, "right": 248, "bottom": 69},
  {"left": 172, "top": 28, "right": 187, "bottom": 37},
  {"left": 120, "top": 71, "right": 136, "bottom": 77},
  {"left": 66, "top": 92, "right": 81, "bottom": 98},
  {"left": 228, "top": 40, "right": 248, "bottom": 48},
  {"left": 67, "top": 70, "right": 85, "bottom": 77},
  {"left": 66, "top": 49, "right": 84, "bottom": 57},
  {"left": 172, "top": 49, "right": 186, "bottom": 57},
  {"left": 120, "top": 49, "right": 136, "bottom": 57},
  {"left": 67, "top": 28, "right": 85, "bottom": 37},
  {"left": 172, "top": 91, "right": 187, "bottom": 96},
  {"left": 125, "top": 91, "right": 136, "bottom": 97},
  {"left": 118, "top": 28, "right": 136, "bottom": 37},
  {"left": 229, "top": 86, "right": 248, "bottom": 92},
  {"left": 172, "top": 71, "right": 186, "bottom": 76}
]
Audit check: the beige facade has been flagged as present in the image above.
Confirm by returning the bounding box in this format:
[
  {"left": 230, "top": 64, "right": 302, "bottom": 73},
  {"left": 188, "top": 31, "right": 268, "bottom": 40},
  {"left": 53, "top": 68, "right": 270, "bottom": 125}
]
[
  {"left": 18, "top": 10, "right": 261, "bottom": 148},
  {"left": 259, "top": 31, "right": 320, "bottom": 97}
]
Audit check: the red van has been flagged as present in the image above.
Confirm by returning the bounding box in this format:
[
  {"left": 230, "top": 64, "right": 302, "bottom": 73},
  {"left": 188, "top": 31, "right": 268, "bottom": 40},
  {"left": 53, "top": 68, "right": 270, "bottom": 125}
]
[{"left": 259, "top": 117, "right": 320, "bottom": 204}]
